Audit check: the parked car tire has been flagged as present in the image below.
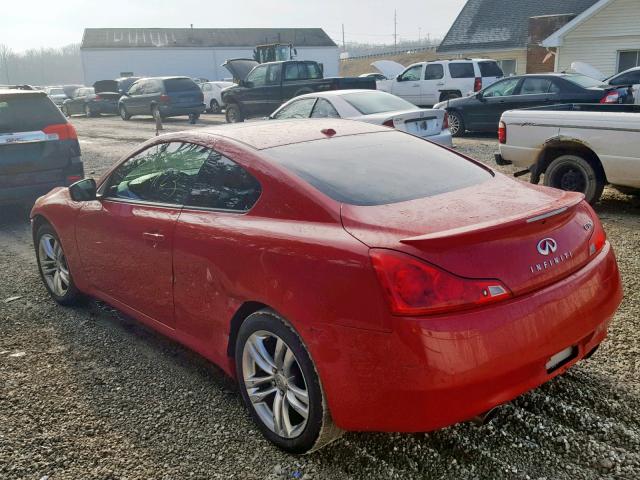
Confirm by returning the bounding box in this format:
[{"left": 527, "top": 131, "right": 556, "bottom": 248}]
[
  {"left": 35, "top": 223, "right": 82, "bottom": 306},
  {"left": 84, "top": 104, "right": 95, "bottom": 118},
  {"left": 119, "top": 105, "right": 131, "bottom": 121},
  {"left": 447, "top": 110, "right": 465, "bottom": 137},
  {"left": 209, "top": 99, "right": 221, "bottom": 114},
  {"left": 544, "top": 154, "right": 605, "bottom": 204},
  {"left": 235, "top": 310, "right": 342, "bottom": 454},
  {"left": 226, "top": 103, "right": 244, "bottom": 123}
]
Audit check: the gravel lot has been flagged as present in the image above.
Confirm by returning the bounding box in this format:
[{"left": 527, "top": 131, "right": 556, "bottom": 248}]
[{"left": 1, "top": 114, "right": 639, "bottom": 480}]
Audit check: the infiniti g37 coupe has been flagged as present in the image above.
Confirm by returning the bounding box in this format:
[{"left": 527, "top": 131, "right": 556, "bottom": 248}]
[{"left": 30, "top": 119, "right": 622, "bottom": 453}]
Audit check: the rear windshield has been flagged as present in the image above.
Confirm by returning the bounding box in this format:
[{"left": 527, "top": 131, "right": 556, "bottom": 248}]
[
  {"left": 449, "top": 63, "right": 476, "bottom": 78},
  {"left": 0, "top": 95, "right": 66, "bottom": 133},
  {"left": 478, "top": 61, "right": 503, "bottom": 77},
  {"left": 342, "top": 91, "right": 417, "bottom": 114},
  {"left": 564, "top": 74, "right": 608, "bottom": 89},
  {"left": 266, "top": 132, "right": 492, "bottom": 206},
  {"left": 164, "top": 78, "right": 199, "bottom": 92}
]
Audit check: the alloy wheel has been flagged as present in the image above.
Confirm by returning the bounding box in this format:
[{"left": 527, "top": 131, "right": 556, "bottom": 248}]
[
  {"left": 242, "top": 330, "right": 310, "bottom": 439},
  {"left": 448, "top": 113, "right": 460, "bottom": 135},
  {"left": 38, "top": 234, "right": 70, "bottom": 297}
]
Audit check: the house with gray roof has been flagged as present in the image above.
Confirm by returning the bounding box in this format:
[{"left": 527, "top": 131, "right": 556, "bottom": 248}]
[
  {"left": 80, "top": 28, "right": 338, "bottom": 84},
  {"left": 436, "top": 0, "right": 599, "bottom": 75}
]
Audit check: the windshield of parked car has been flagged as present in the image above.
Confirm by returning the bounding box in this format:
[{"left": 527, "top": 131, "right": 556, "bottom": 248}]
[
  {"left": 341, "top": 91, "right": 417, "bottom": 115},
  {"left": 266, "top": 131, "right": 492, "bottom": 206},
  {"left": 564, "top": 74, "right": 609, "bottom": 88}
]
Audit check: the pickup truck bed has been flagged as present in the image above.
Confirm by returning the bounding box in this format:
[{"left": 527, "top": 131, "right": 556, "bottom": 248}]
[{"left": 498, "top": 103, "right": 640, "bottom": 204}]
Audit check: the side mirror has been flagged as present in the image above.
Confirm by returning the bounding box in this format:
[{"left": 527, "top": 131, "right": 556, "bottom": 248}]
[
  {"left": 243, "top": 80, "right": 253, "bottom": 88},
  {"left": 477, "top": 91, "right": 485, "bottom": 101},
  {"left": 396, "top": 74, "right": 403, "bottom": 81},
  {"left": 69, "top": 178, "right": 97, "bottom": 202}
]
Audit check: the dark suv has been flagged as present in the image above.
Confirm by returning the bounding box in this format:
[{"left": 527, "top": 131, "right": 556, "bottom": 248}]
[
  {"left": 118, "top": 77, "right": 205, "bottom": 121},
  {"left": 0, "top": 89, "right": 83, "bottom": 205}
]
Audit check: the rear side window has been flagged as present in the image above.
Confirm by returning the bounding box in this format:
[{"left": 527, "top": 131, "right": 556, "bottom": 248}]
[
  {"left": 267, "top": 132, "right": 491, "bottom": 206},
  {"left": 284, "top": 63, "right": 322, "bottom": 81},
  {"left": 164, "top": 78, "right": 199, "bottom": 92},
  {"left": 0, "top": 95, "right": 66, "bottom": 133},
  {"left": 186, "top": 152, "right": 261, "bottom": 211},
  {"left": 478, "top": 61, "right": 503, "bottom": 77},
  {"left": 424, "top": 64, "right": 444, "bottom": 80},
  {"left": 449, "top": 63, "right": 475, "bottom": 78}
]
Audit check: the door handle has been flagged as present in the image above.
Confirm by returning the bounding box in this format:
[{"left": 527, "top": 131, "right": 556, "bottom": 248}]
[
  {"left": 412, "top": 84, "right": 420, "bottom": 88},
  {"left": 436, "top": 82, "right": 445, "bottom": 86},
  {"left": 142, "top": 232, "right": 165, "bottom": 245}
]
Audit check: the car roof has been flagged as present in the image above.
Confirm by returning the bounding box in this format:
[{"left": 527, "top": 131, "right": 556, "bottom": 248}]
[
  {"left": 196, "top": 118, "right": 388, "bottom": 150},
  {"left": 0, "top": 90, "right": 47, "bottom": 99}
]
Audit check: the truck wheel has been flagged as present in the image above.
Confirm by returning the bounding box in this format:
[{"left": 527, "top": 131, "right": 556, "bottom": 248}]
[
  {"left": 226, "top": 103, "right": 244, "bottom": 123},
  {"left": 544, "top": 154, "right": 605, "bottom": 204},
  {"left": 210, "top": 99, "right": 221, "bottom": 114},
  {"left": 440, "top": 92, "right": 461, "bottom": 102},
  {"left": 447, "top": 111, "right": 465, "bottom": 137}
]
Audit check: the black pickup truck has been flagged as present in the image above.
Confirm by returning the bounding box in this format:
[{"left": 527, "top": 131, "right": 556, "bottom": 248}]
[{"left": 221, "top": 59, "right": 376, "bottom": 122}]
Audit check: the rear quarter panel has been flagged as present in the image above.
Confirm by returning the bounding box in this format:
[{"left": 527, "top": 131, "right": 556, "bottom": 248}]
[{"left": 499, "top": 111, "right": 559, "bottom": 168}]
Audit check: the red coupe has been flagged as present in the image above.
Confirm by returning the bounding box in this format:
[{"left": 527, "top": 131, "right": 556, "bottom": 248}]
[{"left": 31, "top": 119, "right": 622, "bottom": 454}]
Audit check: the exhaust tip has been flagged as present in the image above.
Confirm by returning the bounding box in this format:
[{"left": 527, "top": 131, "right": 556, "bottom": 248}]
[{"left": 471, "top": 406, "right": 501, "bottom": 426}]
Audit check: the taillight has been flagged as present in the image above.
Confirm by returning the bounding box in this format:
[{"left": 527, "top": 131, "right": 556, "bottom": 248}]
[
  {"left": 442, "top": 112, "right": 449, "bottom": 130},
  {"left": 369, "top": 249, "right": 512, "bottom": 316},
  {"left": 498, "top": 120, "right": 507, "bottom": 144},
  {"left": 382, "top": 119, "right": 395, "bottom": 128},
  {"left": 43, "top": 123, "right": 77, "bottom": 141},
  {"left": 589, "top": 219, "right": 607, "bottom": 255},
  {"left": 474, "top": 77, "right": 482, "bottom": 92},
  {"left": 600, "top": 91, "right": 620, "bottom": 104},
  {"left": 159, "top": 94, "right": 170, "bottom": 103},
  {"left": 94, "top": 94, "right": 102, "bottom": 101},
  {"left": 66, "top": 175, "right": 83, "bottom": 184}
]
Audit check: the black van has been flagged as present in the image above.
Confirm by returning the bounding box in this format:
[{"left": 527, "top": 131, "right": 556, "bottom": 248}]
[{"left": 0, "top": 89, "right": 84, "bottom": 206}]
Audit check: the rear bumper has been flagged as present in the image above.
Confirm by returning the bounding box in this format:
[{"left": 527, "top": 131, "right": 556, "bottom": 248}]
[
  {"left": 314, "top": 243, "right": 622, "bottom": 432},
  {"left": 424, "top": 130, "right": 453, "bottom": 147},
  {"left": 90, "top": 101, "right": 119, "bottom": 115},
  {"left": 0, "top": 157, "right": 84, "bottom": 205},
  {"left": 159, "top": 104, "right": 206, "bottom": 117}
]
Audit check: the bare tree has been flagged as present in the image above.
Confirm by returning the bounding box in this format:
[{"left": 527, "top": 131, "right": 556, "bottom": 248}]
[{"left": 0, "top": 44, "right": 12, "bottom": 83}]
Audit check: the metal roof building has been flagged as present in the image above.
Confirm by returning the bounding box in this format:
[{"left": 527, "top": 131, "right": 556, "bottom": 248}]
[{"left": 80, "top": 28, "right": 339, "bottom": 84}]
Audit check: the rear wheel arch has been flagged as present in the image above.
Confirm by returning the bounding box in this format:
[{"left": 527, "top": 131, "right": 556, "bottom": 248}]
[
  {"left": 537, "top": 141, "right": 607, "bottom": 183},
  {"left": 227, "top": 301, "right": 270, "bottom": 358},
  {"left": 439, "top": 90, "right": 462, "bottom": 102},
  {"left": 31, "top": 214, "right": 51, "bottom": 243}
]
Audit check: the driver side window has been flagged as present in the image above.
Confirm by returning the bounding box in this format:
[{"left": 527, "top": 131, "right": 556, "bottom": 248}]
[
  {"left": 246, "top": 65, "right": 268, "bottom": 87},
  {"left": 399, "top": 65, "right": 422, "bottom": 82},
  {"left": 106, "top": 142, "right": 212, "bottom": 205}
]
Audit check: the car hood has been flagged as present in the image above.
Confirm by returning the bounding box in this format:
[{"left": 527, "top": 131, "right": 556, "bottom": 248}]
[
  {"left": 371, "top": 60, "right": 405, "bottom": 79},
  {"left": 341, "top": 174, "right": 596, "bottom": 296},
  {"left": 570, "top": 62, "right": 606, "bottom": 81},
  {"left": 93, "top": 80, "right": 119, "bottom": 93},
  {"left": 222, "top": 58, "right": 260, "bottom": 82}
]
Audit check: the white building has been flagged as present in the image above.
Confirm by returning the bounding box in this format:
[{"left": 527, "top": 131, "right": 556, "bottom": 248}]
[
  {"left": 542, "top": 0, "right": 640, "bottom": 76},
  {"left": 80, "top": 28, "right": 339, "bottom": 84}
]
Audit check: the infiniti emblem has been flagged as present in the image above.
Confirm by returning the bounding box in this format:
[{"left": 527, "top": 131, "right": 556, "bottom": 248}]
[{"left": 537, "top": 238, "right": 558, "bottom": 256}]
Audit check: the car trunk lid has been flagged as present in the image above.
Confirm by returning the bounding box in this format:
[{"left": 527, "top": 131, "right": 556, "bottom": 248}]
[
  {"left": 341, "top": 175, "right": 596, "bottom": 296},
  {"left": 363, "top": 108, "right": 445, "bottom": 137}
]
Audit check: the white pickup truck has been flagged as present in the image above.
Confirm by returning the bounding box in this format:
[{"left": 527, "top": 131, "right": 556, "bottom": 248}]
[{"left": 497, "top": 104, "right": 640, "bottom": 204}]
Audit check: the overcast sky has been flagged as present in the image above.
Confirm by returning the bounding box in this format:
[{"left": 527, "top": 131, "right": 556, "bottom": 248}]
[{"left": 0, "top": 0, "right": 467, "bottom": 51}]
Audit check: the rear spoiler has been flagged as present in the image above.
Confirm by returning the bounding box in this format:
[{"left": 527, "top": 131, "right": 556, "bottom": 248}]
[{"left": 400, "top": 193, "right": 584, "bottom": 247}]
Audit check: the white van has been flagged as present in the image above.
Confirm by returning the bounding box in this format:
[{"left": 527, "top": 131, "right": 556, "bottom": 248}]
[{"left": 375, "top": 59, "right": 504, "bottom": 106}]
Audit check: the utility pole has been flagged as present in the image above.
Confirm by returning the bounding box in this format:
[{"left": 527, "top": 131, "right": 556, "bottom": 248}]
[
  {"left": 341, "top": 23, "right": 346, "bottom": 52},
  {"left": 419, "top": 27, "right": 422, "bottom": 44},
  {"left": 393, "top": 10, "right": 398, "bottom": 53}
]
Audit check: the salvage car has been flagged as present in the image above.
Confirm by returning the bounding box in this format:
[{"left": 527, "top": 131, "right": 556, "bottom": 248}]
[
  {"left": 497, "top": 103, "right": 640, "bottom": 204},
  {"left": 31, "top": 119, "right": 621, "bottom": 453},
  {"left": 118, "top": 76, "right": 205, "bottom": 121},
  {"left": 201, "top": 81, "right": 234, "bottom": 113},
  {"left": 270, "top": 89, "right": 451, "bottom": 146},
  {"left": 61, "top": 82, "right": 121, "bottom": 117},
  {"left": 44, "top": 86, "right": 68, "bottom": 106},
  {"left": 435, "top": 73, "right": 632, "bottom": 137},
  {"left": 606, "top": 66, "right": 640, "bottom": 105},
  {"left": 1, "top": 89, "right": 83, "bottom": 205},
  {"left": 376, "top": 59, "right": 503, "bottom": 106},
  {"left": 221, "top": 59, "right": 375, "bottom": 122}
]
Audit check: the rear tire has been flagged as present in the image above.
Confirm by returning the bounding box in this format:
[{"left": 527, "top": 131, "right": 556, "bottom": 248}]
[
  {"left": 447, "top": 110, "right": 465, "bottom": 137},
  {"left": 225, "top": 103, "right": 244, "bottom": 123},
  {"left": 119, "top": 105, "right": 131, "bottom": 121},
  {"left": 235, "top": 310, "right": 342, "bottom": 454},
  {"left": 210, "top": 99, "right": 220, "bottom": 114},
  {"left": 544, "top": 154, "right": 605, "bottom": 204},
  {"left": 35, "top": 223, "right": 82, "bottom": 306}
]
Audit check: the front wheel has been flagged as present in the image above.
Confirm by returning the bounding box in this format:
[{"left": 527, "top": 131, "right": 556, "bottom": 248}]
[
  {"left": 119, "top": 105, "right": 131, "bottom": 120},
  {"left": 225, "top": 103, "right": 244, "bottom": 123},
  {"left": 544, "top": 154, "right": 605, "bottom": 204},
  {"left": 236, "top": 310, "right": 342, "bottom": 454},
  {"left": 35, "top": 223, "right": 82, "bottom": 305},
  {"left": 447, "top": 110, "right": 465, "bottom": 137},
  {"left": 209, "top": 99, "right": 220, "bottom": 113}
]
